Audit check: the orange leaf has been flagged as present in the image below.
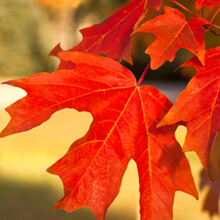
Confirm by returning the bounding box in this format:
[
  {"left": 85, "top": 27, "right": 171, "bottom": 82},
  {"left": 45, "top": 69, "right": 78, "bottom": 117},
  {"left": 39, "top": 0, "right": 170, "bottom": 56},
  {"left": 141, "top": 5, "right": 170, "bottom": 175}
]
[
  {"left": 0, "top": 52, "right": 197, "bottom": 219},
  {"left": 134, "top": 7, "right": 209, "bottom": 69},
  {"left": 159, "top": 46, "right": 220, "bottom": 176}
]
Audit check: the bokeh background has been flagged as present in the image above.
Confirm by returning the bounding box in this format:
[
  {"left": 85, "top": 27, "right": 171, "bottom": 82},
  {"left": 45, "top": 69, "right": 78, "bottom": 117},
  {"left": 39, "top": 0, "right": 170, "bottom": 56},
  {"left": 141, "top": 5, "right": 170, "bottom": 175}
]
[{"left": 0, "top": 0, "right": 219, "bottom": 219}]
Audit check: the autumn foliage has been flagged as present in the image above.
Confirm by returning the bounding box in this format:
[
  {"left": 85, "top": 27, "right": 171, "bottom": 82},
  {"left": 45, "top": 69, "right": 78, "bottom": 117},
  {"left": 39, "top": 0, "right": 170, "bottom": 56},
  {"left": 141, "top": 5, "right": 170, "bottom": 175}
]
[{"left": 1, "top": 0, "right": 220, "bottom": 219}]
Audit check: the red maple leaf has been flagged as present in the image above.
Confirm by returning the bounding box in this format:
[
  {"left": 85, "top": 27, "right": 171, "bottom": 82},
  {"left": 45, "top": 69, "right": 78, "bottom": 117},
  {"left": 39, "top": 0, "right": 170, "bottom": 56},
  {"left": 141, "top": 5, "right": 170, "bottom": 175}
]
[
  {"left": 134, "top": 6, "right": 209, "bottom": 70},
  {"left": 0, "top": 52, "right": 197, "bottom": 219},
  {"left": 159, "top": 46, "right": 220, "bottom": 176},
  {"left": 50, "top": 0, "right": 161, "bottom": 63},
  {"left": 196, "top": 0, "right": 220, "bottom": 10},
  {"left": 50, "top": 0, "right": 159, "bottom": 63}
]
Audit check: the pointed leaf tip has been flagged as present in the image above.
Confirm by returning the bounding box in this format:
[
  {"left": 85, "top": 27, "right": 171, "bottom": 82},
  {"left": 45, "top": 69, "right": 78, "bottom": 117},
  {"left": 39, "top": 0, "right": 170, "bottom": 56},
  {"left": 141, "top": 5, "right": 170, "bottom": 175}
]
[
  {"left": 135, "top": 6, "right": 208, "bottom": 69},
  {"left": 158, "top": 47, "right": 220, "bottom": 177}
]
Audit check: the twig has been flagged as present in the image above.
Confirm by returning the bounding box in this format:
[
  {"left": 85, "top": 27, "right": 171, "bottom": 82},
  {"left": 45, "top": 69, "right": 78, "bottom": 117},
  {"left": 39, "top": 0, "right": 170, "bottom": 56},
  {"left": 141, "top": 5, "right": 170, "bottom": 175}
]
[
  {"left": 210, "top": 7, "right": 220, "bottom": 24},
  {"left": 169, "top": 0, "right": 197, "bottom": 17},
  {"left": 137, "top": 62, "right": 151, "bottom": 86}
]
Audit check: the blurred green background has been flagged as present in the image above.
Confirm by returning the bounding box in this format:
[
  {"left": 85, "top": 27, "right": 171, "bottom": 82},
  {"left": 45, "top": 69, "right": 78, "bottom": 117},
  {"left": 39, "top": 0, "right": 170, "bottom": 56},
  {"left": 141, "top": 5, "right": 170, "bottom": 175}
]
[
  {"left": 0, "top": 0, "right": 219, "bottom": 219},
  {"left": 0, "top": 0, "right": 129, "bottom": 77},
  {"left": 0, "top": 0, "right": 219, "bottom": 78}
]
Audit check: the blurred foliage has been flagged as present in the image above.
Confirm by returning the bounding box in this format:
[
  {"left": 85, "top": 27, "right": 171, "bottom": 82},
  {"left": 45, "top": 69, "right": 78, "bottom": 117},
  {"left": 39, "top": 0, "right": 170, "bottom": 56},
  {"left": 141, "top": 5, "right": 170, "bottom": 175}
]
[
  {"left": 36, "top": 0, "right": 83, "bottom": 9},
  {"left": 0, "top": 0, "right": 128, "bottom": 77},
  {"left": 0, "top": 0, "right": 55, "bottom": 77},
  {"left": 0, "top": 0, "right": 219, "bottom": 79},
  {"left": 0, "top": 179, "right": 136, "bottom": 220}
]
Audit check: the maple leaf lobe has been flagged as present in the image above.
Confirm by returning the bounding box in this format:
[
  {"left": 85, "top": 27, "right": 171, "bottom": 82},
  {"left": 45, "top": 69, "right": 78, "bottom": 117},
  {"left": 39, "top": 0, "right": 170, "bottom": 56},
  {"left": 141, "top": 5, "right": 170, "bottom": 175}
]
[
  {"left": 134, "top": 88, "right": 198, "bottom": 220},
  {"left": 135, "top": 6, "right": 208, "bottom": 69},
  {"left": 159, "top": 46, "right": 220, "bottom": 177},
  {"left": 50, "top": 0, "right": 149, "bottom": 64}
]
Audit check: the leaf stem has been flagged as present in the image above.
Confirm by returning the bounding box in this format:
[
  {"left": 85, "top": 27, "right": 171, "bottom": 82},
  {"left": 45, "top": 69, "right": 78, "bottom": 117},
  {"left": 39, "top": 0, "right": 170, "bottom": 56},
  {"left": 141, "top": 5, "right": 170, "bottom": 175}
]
[
  {"left": 169, "top": 0, "right": 197, "bottom": 17},
  {"left": 137, "top": 62, "right": 150, "bottom": 86},
  {"left": 203, "top": 23, "right": 220, "bottom": 36},
  {"left": 208, "top": 23, "right": 220, "bottom": 30},
  {"left": 210, "top": 7, "right": 220, "bottom": 24},
  {"left": 203, "top": 16, "right": 220, "bottom": 36}
]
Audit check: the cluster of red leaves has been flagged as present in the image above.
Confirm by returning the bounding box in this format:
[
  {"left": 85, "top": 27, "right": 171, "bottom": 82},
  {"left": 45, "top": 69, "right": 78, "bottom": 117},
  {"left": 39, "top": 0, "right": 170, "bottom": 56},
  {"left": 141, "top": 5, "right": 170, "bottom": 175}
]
[{"left": 1, "top": 0, "right": 220, "bottom": 219}]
